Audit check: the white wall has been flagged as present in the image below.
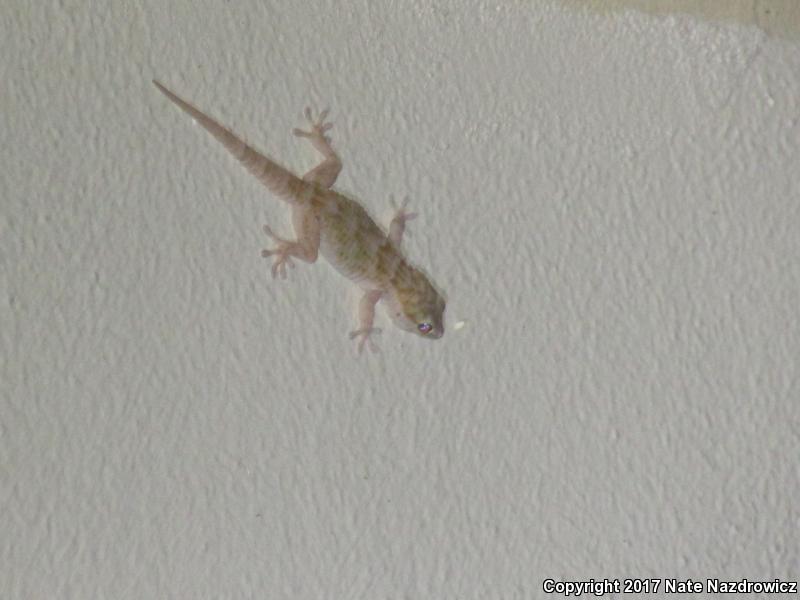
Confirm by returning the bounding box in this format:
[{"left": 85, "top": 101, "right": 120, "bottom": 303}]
[{"left": 3, "top": 1, "right": 798, "bottom": 598}]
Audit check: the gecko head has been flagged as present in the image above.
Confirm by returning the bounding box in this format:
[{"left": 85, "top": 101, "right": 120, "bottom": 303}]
[{"left": 387, "top": 271, "right": 446, "bottom": 339}]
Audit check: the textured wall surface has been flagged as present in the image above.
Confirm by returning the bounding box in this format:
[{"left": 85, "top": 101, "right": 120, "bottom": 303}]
[{"left": 2, "top": 1, "right": 798, "bottom": 598}]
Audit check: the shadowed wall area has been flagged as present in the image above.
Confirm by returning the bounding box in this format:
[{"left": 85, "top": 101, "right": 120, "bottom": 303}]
[{"left": 570, "top": 0, "right": 800, "bottom": 40}]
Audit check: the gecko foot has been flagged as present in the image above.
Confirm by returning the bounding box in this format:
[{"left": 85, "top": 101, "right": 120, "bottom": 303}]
[
  {"left": 389, "top": 196, "right": 418, "bottom": 229},
  {"left": 349, "top": 327, "right": 382, "bottom": 354},
  {"left": 292, "top": 107, "right": 333, "bottom": 144},
  {"left": 261, "top": 224, "right": 296, "bottom": 279},
  {"left": 387, "top": 196, "right": 418, "bottom": 247}
]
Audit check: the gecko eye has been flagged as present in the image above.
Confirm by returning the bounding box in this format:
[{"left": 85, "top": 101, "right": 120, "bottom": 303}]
[{"left": 418, "top": 323, "right": 433, "bottom": 334}]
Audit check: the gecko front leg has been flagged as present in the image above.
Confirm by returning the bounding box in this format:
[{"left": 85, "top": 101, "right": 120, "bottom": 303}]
[
  {"left": 388, "top": 197, "right": 417, "bottom": 247},
  {"left": 347, "top": 201, "right": 420, "bottom": 351},
  {"left": 349, "top": 290, "right": 383, "bottom": 353}
]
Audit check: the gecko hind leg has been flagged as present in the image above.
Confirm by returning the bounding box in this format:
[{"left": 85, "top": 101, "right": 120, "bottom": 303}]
[
  {"left": 293, "top": 107, "right": 342, "bottom": 188},
  {"left": 261, "top": 218, "right": 319, "bottom": 279}
]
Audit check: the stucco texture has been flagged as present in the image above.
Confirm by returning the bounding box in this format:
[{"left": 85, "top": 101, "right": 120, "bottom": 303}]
[{"left": 2, "top": 1, "right": 798, "bottom": 598}]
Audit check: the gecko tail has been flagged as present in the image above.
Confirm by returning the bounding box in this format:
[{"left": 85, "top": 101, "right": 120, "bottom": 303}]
[{"left": 153, "top": 80, "right": 312, "bottom": 205}]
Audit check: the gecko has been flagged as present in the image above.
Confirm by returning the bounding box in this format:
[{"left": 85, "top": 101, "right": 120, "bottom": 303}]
[{"left": 153, "top": 81, "right": 445, "bottom": 352}]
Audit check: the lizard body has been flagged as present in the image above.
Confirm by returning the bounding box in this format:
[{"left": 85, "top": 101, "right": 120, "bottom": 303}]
[{"left": 153, "top": 81, "right": 445, "bottom": 351}]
